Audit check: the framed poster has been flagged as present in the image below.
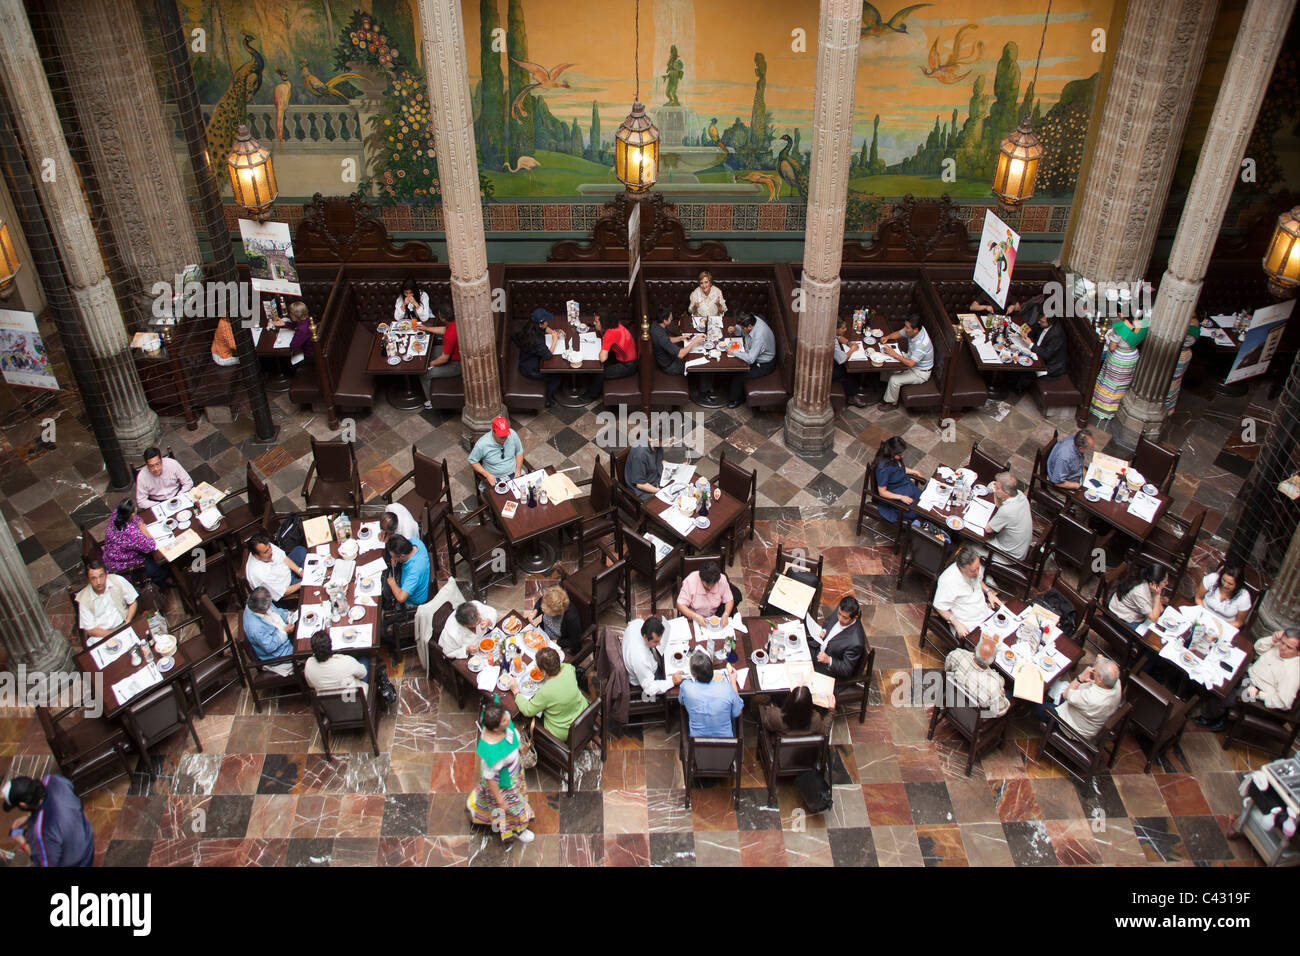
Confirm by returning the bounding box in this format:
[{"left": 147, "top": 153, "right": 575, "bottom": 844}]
[
  {"left": 238, "top": 219, "right": 301, "bottom": 296},
  {"left": 973, "top": 209, "right": 1020, "bottom": 310},
  {"left": 1225, "top": 299, "right": 1294, "bottom": 384},
  {"left": 0, "top": 309, "right": 59, "bottom": 391}
]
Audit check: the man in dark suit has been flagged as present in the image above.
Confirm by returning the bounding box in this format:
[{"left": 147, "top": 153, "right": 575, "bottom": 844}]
[
  {"left": 1028, "top": 305, "right": 1069, "bottom": 380},
  {"left": 806, "top": 594, "right": 866, "bottom": 679}
]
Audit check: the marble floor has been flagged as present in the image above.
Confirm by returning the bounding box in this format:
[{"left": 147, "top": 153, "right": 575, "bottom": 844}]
[{"left": 0, "top": 364, "right": 1287, "bottom": 867}]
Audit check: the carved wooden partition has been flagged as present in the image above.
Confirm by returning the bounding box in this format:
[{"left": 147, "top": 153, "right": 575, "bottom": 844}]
[
  {"left": 842, "top": 194, "right": 979, "bottom": 264},
  {"left": 293, "top": 193, "right": 438, "bottom": 264},
  {"left": 548, "top": 192, "right": 730, "bottom": 263}
]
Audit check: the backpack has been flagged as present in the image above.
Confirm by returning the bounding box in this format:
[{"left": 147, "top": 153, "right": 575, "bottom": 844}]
[
  {"left": 1036, "top": 589, "right": 1077, "bottom": 637},
  {"left": 796, "top": 767, "right": 833, "bottom": 814}
]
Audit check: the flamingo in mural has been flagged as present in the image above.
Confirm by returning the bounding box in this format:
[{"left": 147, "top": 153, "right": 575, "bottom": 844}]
[
  {"left": 740, "top": 171, "right": 780, "bottom": 202},
  {"left": 503, "top": 155, "right": 542, "bottom": 187},
  {"left": 508, "top": 59, "right": 578, "bottom": 119}
]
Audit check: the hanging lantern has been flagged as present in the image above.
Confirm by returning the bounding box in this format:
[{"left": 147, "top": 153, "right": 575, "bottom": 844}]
[
  {"left": 992, "top": 118, "right": 1044, "bottom": 207},
  {"left": 0, "top": 215, "right": 20, "bottom": 299},
  {"left": 227, "top": 124, "right": 278, "bottom": 220},
  {"left": 1262, "top": 205, "right": 1300, "bottom": 298},
  {"left": 615, "top": 103, "right": 659, "bottom": 193}
]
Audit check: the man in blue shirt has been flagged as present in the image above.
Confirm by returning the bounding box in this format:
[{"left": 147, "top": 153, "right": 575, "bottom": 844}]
[
  {"left": 1046, "top": 428, "right": 1095, "bottom": 490},
  {"left": 469, "top": 415, "right": 525, "bottom": 487},
  {"left": 678, "top": 650, "right": 743, "bottom": 738},
  {"left": 724, "top": 312, "right": 778, "bottom": 408},
  {"left": 242, "top": 587, "right": 295, "bottom": 675},
  {"left": 878, "top": 315, "right": 936, "bottom": 410},
  {"left": 386, "top": 534, "right": 430, "bottom": 607},
  {"left": 3, "top": 774, "right": 94, "bottom": 867}
]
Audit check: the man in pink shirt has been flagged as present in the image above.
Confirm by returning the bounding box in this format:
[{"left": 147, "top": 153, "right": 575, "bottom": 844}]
[
  {"left": 135, "top": 446, "right": 194, "bottom": 508},
  {"left": 676, "top": 562, "right": 742, "bottom": 628}
]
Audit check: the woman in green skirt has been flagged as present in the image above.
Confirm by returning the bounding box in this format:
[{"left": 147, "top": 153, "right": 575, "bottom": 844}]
[{"left": 467, "top": 702, "right": 535, "bottom": 843}]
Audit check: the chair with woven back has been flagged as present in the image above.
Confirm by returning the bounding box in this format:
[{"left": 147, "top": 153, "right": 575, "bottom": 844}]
[
  {"left": 855, "top": 462, "right": 905, "bottom": 550},
  {"left": 831, "top": 636, "right": 876, "bottom": 725},
  {"left": 532, "top": 695, "right": 605, "bottom": 795},
  {"left": 756, "top": 721, "right": 829, "bottom": 804},
  {"left": 1049, "top": 512, "right": 1100, "bottom": 596},
  {"left": 967, "top": 440, "right": 1009, "bottom": 486},
  {"left": 716, "top": 451, "right": 757, "bottom": 565},
  {"left": 982, "top": 520, "right": 1053, "bottom": 600},
  {"left": 608, "top": 448, "right": 643, "bottom": 529},
  {"left": 302, "top": 437, "right": 362, "bottom": 513},
  {"left": 1036, "top": 701, "right": 1132, "bottom": 784},
  {"left": 183, "top": 596, "right": 244, "bottom": 719},
  {"left": 571, "top": 459, "right": 618, "bottom": 568},
  {"left": 217, "top": 462, "right": 277, "bottom": 541},
  {"left": 1124, "top": 671, "right": 1198, "bottom": 773},
  {"left": 383, "top": 447, "right": 454, "bottom": 578},
  {"left": 622, "top": 522, "right": 682, "bottom": 615},
  {"left": 36, "top": 704, "right": 135, "bottom": 797},
  {"left": 759, "top": 543, "right": 823, "bottom": 618},
  {"left": 926, "top": 672, "right": 1013, "bottom": 775},
  {"left": 1130, "top": 436, "right": 1180, "bottom": 496},
  {"left": 307, "top": 682, "right": 380, "bottom": 759},
  {"left": 679, "top": 708, "right": 743, "bottom": 808},
  {"left": 1086, "top": 608, "right": 1147, "bottom": 680},
  {"left": 446, "top": 502, "right": 516, "bottom": 600}
]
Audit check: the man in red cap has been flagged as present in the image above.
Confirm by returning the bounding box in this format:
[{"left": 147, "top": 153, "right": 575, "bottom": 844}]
[{"left": 469, "top": 415, "right": 525, "bottom": 488}]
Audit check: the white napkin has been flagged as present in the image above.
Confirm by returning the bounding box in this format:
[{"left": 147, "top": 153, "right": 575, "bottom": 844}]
[
  {"left": 477, "top": 665, "right": 501, "bottom": 692},
  {"left": 273, "top": 328, "right": 295, "bottom": 349},
  {"left": 329, "top": 623, "right": 372, "bottom": 650},
  {"left": 684, "top": 357, "right": 709, "bottom": 370},
  {"left": 251, "top": 327, "right": 263, "bottom": 347},
  {"left": 1126, "top": 491, "right": 1161, "bottom": 523},
  {"left": 90, "top": 635, "right": 138, "bottom": 669},
  {"left": 756, "top": 663, "right": 789, "bottom": 691}
]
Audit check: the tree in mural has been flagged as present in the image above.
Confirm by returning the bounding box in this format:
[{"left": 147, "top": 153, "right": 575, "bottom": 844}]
[
  {"left": 735, "top": 53, "right": 774, "bottom": 169},
  {"left": 334, "top": 10, "right": 491, "bottom": 202},
  {"left": 868, "top": 114, "right": 886, "bottom": 174},
  {"left": 1234, "top": 48, "right": 1298, "bottom": 198},
  {"left": 506, "top": 0, "right": 535, "bottom": 160},
  {"left": 1035, "top": 74, "right": 1097, "bottom": 195},
  {"left": 477, "top": 0, "right": 506, "bottom": 168},
  {"left": 587, "top": 100, "right": 601, "bottom": 162},
  {"left": 975, "top": 42, "right": 1021, "bottom": 176}
]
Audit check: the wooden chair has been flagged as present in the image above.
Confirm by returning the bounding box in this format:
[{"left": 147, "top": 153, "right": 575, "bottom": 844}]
[
  {"left": 383, "top": 448, "right": 454, "bottom": 579},
  {"left": 79, "top": 524, "right": 104, "bottom": 568},
  {"left": 1223, "top": 689, "right": 1300, "bottom": 759},
  {"left": 679, "top": 710, "right": 743, "bottom": 808},
  {"left": 307, "top": 682, "right": 380, "bottom": 759},
  {"left": 1036, "top": 702, "right": 1131, "bottom": 784},
  {"left": 231, "top": 618, "right": 305, "bottom": 713},
  {"left": 172, "top": 535, "right": 239, "bottom": 616},
  {"left": 756, "top": 724, "right": 829, "bottom": 804},
  {"left": 597, "top": 626, "right": 672, "bottom": 745},
  {"left": 926, "top": 673, "right": 1013, "bottom": 775},
  {"left": 217, "top": 462, "right": 276, "bottom": 541},
  {"left": 447, "top": 503, "right": 516, "bottom": 600},
  {"left": 571, "top": 460, "right": 618, "bottom": 568},
  {"left": 967, "top": 440, "right": 1009, "bottom": 486},
  {"left": 1085, "top": 609, "right": 1147, "bottom": 680},
  {"left": 1125, "top": 672, "right": 1197, "bottom": 772},
  {"left": 717, "top": 451, "right": 757, "bottom": 564},
  {"left": 1141, "top": 508, "right": 1204, "bottom": 588},
  {"left": 673, "top": 552, "right": 740, "bottom": 618},
  {"left": 918, "top": 601, "right": 965, "bottom": 659},
  {"left": 759, "top": 542, "right": 823, "bottom": 618},
  {"left": 302, "top": 437, "right": 362, "bottom": 513},
  {"left": 833, "top": 639, "right": 876, "bottom": 724},
  {"left": 183, "top": 596, "right": 244, "bottom": 719},
  {"left": 121, "top": 681, "right": 202, "bottom": 761},
  {"left": 1131, "top": 436, "right": 1180, "bottom": 496},
  {"left": 1029, "top": 431, "right": 1068, "bottom": 518},
  {"left": 982, "top": 522, "right": 1052, "bottom": 600},
  {"left": 608, "top": 449, "right": 643, "bottom": 528},
  {"left": 855, "top": 463, "right": 904, "bottom": 550},
  {"left": 532, "top": 695, "right": 605, "bottom": 795},
  {"left": 559, "top": 548, "right": 629, "bottom": 653},
  {"left": 1049, "top": 512, "right": 1100, "bottom": 595},
  {"left": 896, "top": 522, "right": 953, "bottom": 593},
  {"left": 622, "top": 523, "right": 682, "bottom": 615},
  {"left": 35, "top": 705, "right": 135, "bottom": 797},
  {"left": 426, "top": 611, "right": 477, "bottom": 709}
]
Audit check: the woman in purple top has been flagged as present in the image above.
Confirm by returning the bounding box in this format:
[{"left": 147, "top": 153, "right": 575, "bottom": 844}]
[
  {"left": 283, "top": 301, "right": 315, "bottom": 362},
  {"left": 102, "top": 498, "right": 170, "bottom": 591}
]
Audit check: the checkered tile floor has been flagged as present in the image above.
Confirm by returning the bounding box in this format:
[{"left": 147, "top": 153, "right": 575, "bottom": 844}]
[{"left": 0, "top": 368, "right": 1285, "bottom": 867}]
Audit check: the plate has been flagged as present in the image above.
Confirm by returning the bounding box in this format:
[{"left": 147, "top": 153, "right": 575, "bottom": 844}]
[
  {"left": 176, "top": 520, "right": 191, "bottom": 531},
  {"left": 377, "top": 323, "right": 390, "bottom": 334},
  {"left": 386, "top": 355, "right": 402, "bottom": 366},
  {"left": 348, "top": 606, "right": 365, "bottom": 622},
  {"left": 946, "top": 516, "right": 964, "bottom": 531},
  {"left": 1181, "top": 652, "right": 1198, "bottom": 667},
  {"left": 496, "top": 672, "right": 513, "bottom": 691},
  {"left": 153, "top": 634, "right": 177, "bottom": 656},
  {"left": 694, "top": 516, "right": 710, "bottom": 529},
  {"left": 870, "top": 328, "right": 884, "bottom": 337},
  {"left": 520, "top": 680, "right": 539, "bottom": 696},
  {"left": 105, "top": 638, "right": 121, "bottom": 653},
  {"left": 501, "top": 616, "right": 522, "bottom": 635},
  {"left": 467, "top": 655, "right": 486, "bottom": 673},
  {"left": 1017, "top": 355, "right": 1034, "bottom": 367},
  {"left": 479, "top": 637, "right": 496, "bottom": 653},
  {"left": 176, "top": 509, "right": 193, "bottom": 522},
  {"left": 157, "top": 657, "right": 174, "bottom": 673},
  {"left": 1084, "top": 490, "right": 1101, "bottom": 502},
  {"left": 863, "top": 335, "right": 877, "bottom": 346},
  {"left": 1142, "top": 483, "right": 1158, "bottom": 497},
  {"left": 523, "top": 630, "right": 546, "bottom": 649},
  {"left": 529, "top": 667, "right": 544, "bottom": 682}
]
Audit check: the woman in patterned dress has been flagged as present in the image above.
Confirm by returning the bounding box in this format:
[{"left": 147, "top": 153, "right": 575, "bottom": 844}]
[
  {"left": 1090, "top": 313, "right": 1145, "bottom": 421},
  {"left": 467, "top": 702, "right": 535, "bottom": 843},
  {"left": 101, "top": 497, "right": 169, "bottom": 591}
]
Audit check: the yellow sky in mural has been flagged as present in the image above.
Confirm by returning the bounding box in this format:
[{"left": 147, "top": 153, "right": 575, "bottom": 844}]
[{"left": 460, "top": 0, "right": 1110, "bottom": 157}]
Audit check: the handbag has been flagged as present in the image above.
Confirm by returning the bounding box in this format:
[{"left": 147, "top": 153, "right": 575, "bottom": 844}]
[
  {"left": 796, "top": 758, "right": 833, "bottom": 813},
  {"left": 516, "top": 718, "right": 539, "bottom": 769},
  {"left": 374, "top": 663, "right": 398, "bottom": 710}
]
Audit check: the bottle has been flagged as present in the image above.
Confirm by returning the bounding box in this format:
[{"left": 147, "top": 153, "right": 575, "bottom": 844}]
[
  {"left": 1116, "top": 468, "right": 1129, "bottom": 502},
  {"left": 276, "top": 295, "right": 287, "bottom": 320},
  {"left": 527, "top": 483, "right": 536, "bottom": 508},
  {"left": 699, "top": 488, "right": 709, "bottom": 518}
]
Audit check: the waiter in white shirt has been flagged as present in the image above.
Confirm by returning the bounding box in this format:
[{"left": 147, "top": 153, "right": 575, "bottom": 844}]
[
  {"left": 379, "top": 504, "right": 421, "bottom": 544},
  {"left": 622, "top": 617, "right": 683, "bottom": 699}
]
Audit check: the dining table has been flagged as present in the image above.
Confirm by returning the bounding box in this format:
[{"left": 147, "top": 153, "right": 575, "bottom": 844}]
[
  {"left": 1134, "top": 604, "right": 1252, "bottom": 702},
  {"left": 292, "top": 530, "right": 384, "bottom": 658},
  {"left": 75, "top": 616, "right": 196, "bottom": 721},
  {"left": 484, "top": 465, "right": 584, "bottom": 574},
  {"left": 450, "top": 608, "right": 571, "bottom": 716},
  {"left": 959, "top": 313, "right": 1048, "bottom": 376},
  {"left": 642, "top": 485, "right": 744, "bottom": 563},
  {"left": 249, "top": 307, "right": 297, "bottom": 391},
  {"left": 142, "top": 481, "right": 238, "bottom": 570},
  {"left": 366, "top": 323, "right": 432, "bottom": 410},
  {"left": 841, "top": 313, "right": 907, "bottom": 376},
  {"left": 911, "top": 469, "right": 999, "bottom": 545},
  {"left": 1070, "top": 460, "right": 1171, "bottom": 542},
  {"left": 541, "top": 313, "right": 604, "bottom": 407},
  {"left": 963, "top": 597, "right": 1085, "bottom": 691}
]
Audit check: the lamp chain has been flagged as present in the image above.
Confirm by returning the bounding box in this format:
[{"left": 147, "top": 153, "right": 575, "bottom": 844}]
[
  {"left": 1031, "top": 0, "right": 1052, "bottom": 99},
  {"left": 634, "top": 0, "right": 640, "bottom": 102}
]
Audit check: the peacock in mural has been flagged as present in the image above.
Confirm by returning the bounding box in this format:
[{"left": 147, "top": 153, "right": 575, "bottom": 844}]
[
  {"left": 205, "top": 34, "right": 264, "bottom": 170},
  {"left": 776, "top": 134, "right": 803, "bottom": 198}
]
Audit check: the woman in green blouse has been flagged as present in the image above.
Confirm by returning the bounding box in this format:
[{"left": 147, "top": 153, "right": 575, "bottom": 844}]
[
  {"left": 1091, "top": 312, "right": 1146, "bottom": 420},
  {"left": 467, "top": 702, "right": 535, "bottom": 843},
  {"left": 509, "top": 648, "right": 588, "bottom": 742}
]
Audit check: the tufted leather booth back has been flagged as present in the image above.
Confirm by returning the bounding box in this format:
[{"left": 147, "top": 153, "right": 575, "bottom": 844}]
[
  {"left": 928, "top": 278, "right": 1047, "bottom": 321},
  {"left": 505, "top": 277, "right": 637, "bottom": 327},
  {"left": 644, "top": 278, "right": 782, "bottom": 325},
  {"left": 837, "top": 280, "right": 929, "bottom": 327}
]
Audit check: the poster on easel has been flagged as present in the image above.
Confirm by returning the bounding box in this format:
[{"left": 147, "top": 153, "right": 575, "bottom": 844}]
[
  {"left": 973, "top": 209, "right": 1020, "bottom": 310},
  {"left": 1225, "top": 299, "right": 1294, "bottom": 384},
  {"left": 238, "top": 219, "right": 301, "bottom": 296},
  {"left": 0, "top": 309, "right": 59, "bottom": 391}
]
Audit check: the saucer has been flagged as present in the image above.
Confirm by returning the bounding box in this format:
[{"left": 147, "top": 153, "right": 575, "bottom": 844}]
[
  {"left": 1084, "top": 490, "right": 1101, "bottom": 502},
  {"left": 694, "top": 516, "right": 710, "bottom": 529},
  {"left": 175, "top": 520, "right": 192, "bottom": 531},
  {"left": 157, "top": 657, "right": 175, "bottom": 673},
  {"left": 348, "top": 606, "right": 365, "bottom": 622},
  {"left": 386, "top": 355, "right": 402, "bottom": 366},
  {"left": 1017, "top": 355, "right": 1034, "bottom": 366},
  {"left": 946, "top": 516, "right": 964, "bottom": 531}
]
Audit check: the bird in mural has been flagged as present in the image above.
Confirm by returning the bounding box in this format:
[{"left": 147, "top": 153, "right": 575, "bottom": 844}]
[
  {"left": 860, "top": 3, "right": 932, "bottom": 39},
  {"left": 775, "top": 134, "right": 803, "bottom": 198},
  {"left": 297, "top": 58, "right": 364, "bottom": 102},
  {"left": 739, "top": 171, "right": 780, "bottom": 202},
  {"left": 272, "top": 69, "right": 292, "bottom": 149},
  {"left": 921, "top": 24, "right": 983, "bottom": 84},
  {"left": 706, "top": 118, "right": 720, "bottom": 146},
  {"left": 508, "top": 59, "right": 578, "bottom": 119},
  {"left": 204, "top": 34, "right": 264, "bottom": 171},
  {"left": 503, "top": 156, "right": 542, "bottom": 187}
]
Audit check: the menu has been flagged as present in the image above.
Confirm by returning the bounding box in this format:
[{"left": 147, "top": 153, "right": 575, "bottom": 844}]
[
  {"left": 158, "top": 529, "right": 202, "bottom": 563},
  {"left": 659, "top": 506, "right": 698, "bottom": 537},
  {"left": 766, "top": 575, "right": 816, "bottom": 619},
  {"left": 540, "top": 471, "right": 581, "bottom": 505},
  {"left": 1126, "top": 490, "right": 1161, "bottom": 523},
  {"left": 644, "top": 532, "right": 674, "bottom": 564},
  {"left": 963, "top": 498, "right": 996, "bottom": 533},
  {"left": 301, "top": 515, "right": 333, "bottom": 548},
  {"left": 112, "top": 663, "right": 163, "bottom": 706}
]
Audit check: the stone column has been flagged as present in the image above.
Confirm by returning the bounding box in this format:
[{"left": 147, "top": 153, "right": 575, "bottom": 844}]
[
  {"left": 418, "top": 0, "right": 503, "bottom": 445},
  {"left": 0, "top": 517, "right": 74, "bottom": 679},
  {"left": 0, "top": 0, "right": 160, "bottom": 456},
  {"left": 51, "top": 0, "right": 203, "bottom": 327},
  {"left": 1112, "top": 0, "right": 1297, "bottom": 449},
  {"left": 1254, "top": 519, "right": 1300, "bottom": 639},
  {"left": 784, "top": 0, "right": 863, "bottom": 457},
  {"left": 1063, "top": 0, "right": 1218, "bottom": 285}
]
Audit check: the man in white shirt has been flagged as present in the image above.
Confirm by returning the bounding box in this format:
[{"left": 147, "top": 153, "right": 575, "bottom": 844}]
[
  {"left": 75, "top": 560, "right": 139, "bottom": 639},
  {"left": 877, "top": 315, "right": 935, "bottom": 410},
  {"left": 380, "top": 503, "right": 421, "bottom": 544},
  {"left": 1044, "top": 657, "right": 1122, "bottom": 739},
  {"left": 944, "top": 640, "right": 1010, "bottom": 717},
  {"left": 982, "top": 472, "right": 1033, "bottom": 562},
  {"left": 438, "top": 600, "right": 498, "bottom": 660},
  {"left": 304, "top": 630, "right": 370, "bottom": 698},
  {"left": 934, "top": 549, "right": 1002, "bottom": 638},
  {"left": 244, "top": 533, "right": 306, "bottom": 604},
  {"left": 622, "top": 616, "right": 683, "bottom": 700},
  {"left": 1197, "top": 629, "right": 1300, "bottom": 731},
  {"left": 832, "top": 317, "right": 867, "bottom": 407}
]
